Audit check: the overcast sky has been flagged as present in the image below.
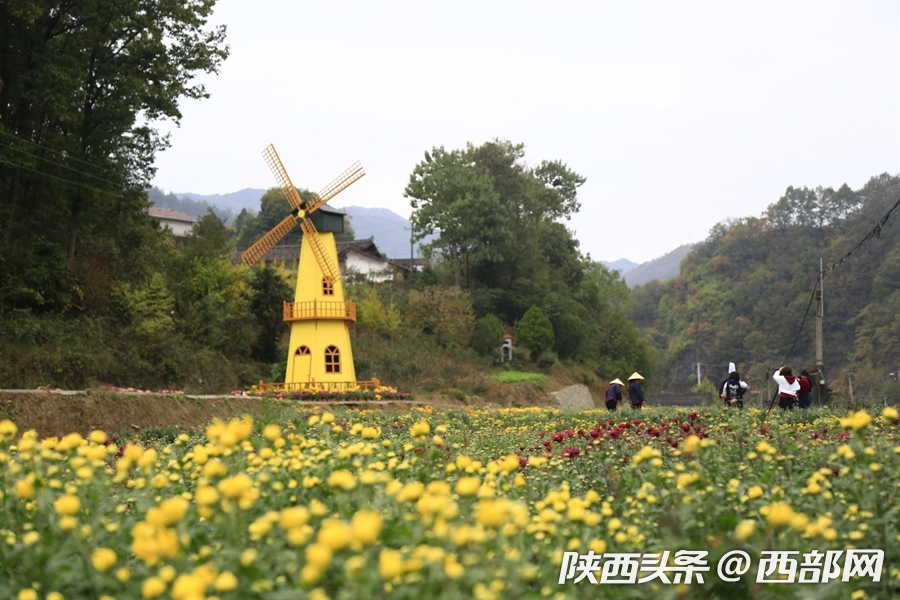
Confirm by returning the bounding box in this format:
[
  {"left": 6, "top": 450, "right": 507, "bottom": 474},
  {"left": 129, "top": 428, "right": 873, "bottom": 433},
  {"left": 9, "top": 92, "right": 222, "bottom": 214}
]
[{"left": 150, "top": 0, "right": 900, "bottom": 264}]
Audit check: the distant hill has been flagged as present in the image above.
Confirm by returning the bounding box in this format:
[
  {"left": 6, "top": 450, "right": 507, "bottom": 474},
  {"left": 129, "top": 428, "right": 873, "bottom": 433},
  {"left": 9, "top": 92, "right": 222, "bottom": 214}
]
[
  {"left": 339, "top": 206, "right": 436, "bottom": 260},
  {"left": 179, "top": 188, "right": 267, "bottom": 213},
  {"left": 624, "top": 244, "right": 695, "bottom": 288},
  {"left": 600, "top": 258, "right": 639, "bottom": 275}
]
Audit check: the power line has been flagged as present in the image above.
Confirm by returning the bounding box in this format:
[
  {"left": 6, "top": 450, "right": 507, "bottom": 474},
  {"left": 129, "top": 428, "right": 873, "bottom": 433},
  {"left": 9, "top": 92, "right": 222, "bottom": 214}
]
[
  {"left": 763, "top": 195, "right": 900, "bottom": 417},
  {"left": 822, "top": 197, "right": 900, "bottom": 274},
  {"left": 0, "top": 130, "right": 117, "bottom": 176},
  {"left": 0, "top": 156, "right": 122, "bottom": 199},
  {"left": 0, "top": 140, "right": 122, "bottom": 187}
]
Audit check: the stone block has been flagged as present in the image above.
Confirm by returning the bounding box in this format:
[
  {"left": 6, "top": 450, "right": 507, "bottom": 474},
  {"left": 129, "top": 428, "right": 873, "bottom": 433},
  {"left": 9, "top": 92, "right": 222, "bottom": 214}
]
[{"left": 549, "top": 384, "right": 595, "bottom": 409}]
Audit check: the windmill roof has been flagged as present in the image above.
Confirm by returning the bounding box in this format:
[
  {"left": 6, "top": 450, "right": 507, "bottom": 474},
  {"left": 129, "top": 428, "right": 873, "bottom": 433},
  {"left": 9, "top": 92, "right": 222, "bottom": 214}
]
[{"left": 314, "top": 203, "right": 345, "bottom": 215}]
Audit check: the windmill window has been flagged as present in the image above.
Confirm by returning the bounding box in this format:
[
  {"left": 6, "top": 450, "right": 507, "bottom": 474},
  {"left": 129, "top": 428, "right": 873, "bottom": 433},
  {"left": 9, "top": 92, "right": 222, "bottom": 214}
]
[
  {"left": 325, "top": 345, "right": 341, "bottom": 373},
  {"left": 322, "top": 279, "right": 335, "bottom": 296},
  {"left": 295, "top": 345, "right": 310, "bottom": 356}
]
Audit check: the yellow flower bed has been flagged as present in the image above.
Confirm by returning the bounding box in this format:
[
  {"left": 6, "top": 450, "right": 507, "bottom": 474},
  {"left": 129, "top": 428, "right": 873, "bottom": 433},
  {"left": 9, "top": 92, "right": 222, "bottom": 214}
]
[{"left": 0, "top": 405, "right": 898, "bottom": 598}]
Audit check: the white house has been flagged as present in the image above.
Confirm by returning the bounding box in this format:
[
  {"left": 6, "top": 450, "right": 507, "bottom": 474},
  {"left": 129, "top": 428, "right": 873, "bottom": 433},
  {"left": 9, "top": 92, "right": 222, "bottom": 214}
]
[
  {"left": 146, "top": 206, "right": 195, "bottom": 237},
  {"left": 338, "top": 237, "right": 394, "bottom": 282},
  {"left": 231, "top": 237, "right": 401, "bottom": 282}
]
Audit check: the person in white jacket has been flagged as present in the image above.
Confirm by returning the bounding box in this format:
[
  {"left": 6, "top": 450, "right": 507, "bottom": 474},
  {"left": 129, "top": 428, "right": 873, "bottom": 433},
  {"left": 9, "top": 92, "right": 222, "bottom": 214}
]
[{"left": 773, "top": 366, "right": 801, "bottom": 410}]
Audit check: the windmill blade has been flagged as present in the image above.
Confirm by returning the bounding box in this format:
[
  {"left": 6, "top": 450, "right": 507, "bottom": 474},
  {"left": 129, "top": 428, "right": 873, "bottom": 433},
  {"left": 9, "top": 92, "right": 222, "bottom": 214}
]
[
  {"left": 300, "top": 218, "right": 340, "bottom": 283},
  {"left": 262, "top": 144, "right": 304, "bottom": 210},
  {"left": 305, "top": 161, "right": 365, "bottom": 214},
  {"left": 241, "top": 213, "right": 298, "bottom": 268}
]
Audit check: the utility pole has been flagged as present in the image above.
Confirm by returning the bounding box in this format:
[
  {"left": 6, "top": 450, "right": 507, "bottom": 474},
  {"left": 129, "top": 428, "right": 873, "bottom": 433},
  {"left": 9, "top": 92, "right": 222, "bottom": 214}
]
[
  {"left": 816, "top": 258, "right": 823, "bottom": 369},
  {"left": 815, "top": 258, "right": 827, "bottom": 404},
  {"left": 847, "top": 371, "right": 854, "bottom": 406},
  {"left": 404, "top": 225, "right": 414, "bottom": 278}
]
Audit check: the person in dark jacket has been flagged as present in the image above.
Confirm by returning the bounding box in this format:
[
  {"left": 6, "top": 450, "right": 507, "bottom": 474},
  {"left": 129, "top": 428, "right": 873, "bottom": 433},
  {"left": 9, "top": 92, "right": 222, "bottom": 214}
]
[
  {"left": 773, "top": 366, "right": 801, "bottom": 410},
  {"left": 604, "top": 378, "right": 624, "bottom": 412},
  {"left": 798, "top": 369, "right": 813, "bottom": 408},
  {"left": 720, "top": 371, "right": 749, "bottom": 410},
  {"left": 628, "top": 372, "right": 645, "bottom": 409}
]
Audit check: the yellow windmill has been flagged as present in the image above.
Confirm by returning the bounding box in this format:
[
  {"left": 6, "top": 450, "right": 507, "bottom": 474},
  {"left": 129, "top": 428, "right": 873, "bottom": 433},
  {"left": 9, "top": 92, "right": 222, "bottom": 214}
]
[{"left": 242, "top": 144, "right": 364, "bottom": 390}]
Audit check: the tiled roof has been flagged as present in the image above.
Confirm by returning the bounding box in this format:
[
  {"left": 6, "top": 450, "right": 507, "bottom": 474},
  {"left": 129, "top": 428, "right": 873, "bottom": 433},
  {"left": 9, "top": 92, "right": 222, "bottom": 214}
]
[
  {"left": 387, "top": 257, "right": 427, "bottom": 271},
  {"left": 336, "top": 237, "right": 381, "bottom": 261},
  {"left": 146, "top": 206, "right": 195, "bottom": 223}
]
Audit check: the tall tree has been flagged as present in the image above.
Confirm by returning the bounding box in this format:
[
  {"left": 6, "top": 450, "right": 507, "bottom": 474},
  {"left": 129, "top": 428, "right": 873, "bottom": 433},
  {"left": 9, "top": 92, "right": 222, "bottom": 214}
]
[
  {"left": 0, "top": 0, "right": 229, "bottom": 312},
  {"left": 405, "top": 146, "right": 507, "bottom": 287}
]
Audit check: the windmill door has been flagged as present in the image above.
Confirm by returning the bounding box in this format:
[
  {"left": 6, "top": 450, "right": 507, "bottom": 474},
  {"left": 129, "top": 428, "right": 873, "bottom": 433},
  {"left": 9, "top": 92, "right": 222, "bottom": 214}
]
[{"left": 293, "top": 346, "right": 312, "bottom": 383}]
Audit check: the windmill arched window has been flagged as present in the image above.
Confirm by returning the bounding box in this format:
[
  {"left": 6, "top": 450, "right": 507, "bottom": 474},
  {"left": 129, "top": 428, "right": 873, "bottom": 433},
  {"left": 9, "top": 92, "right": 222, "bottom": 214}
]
[
  {"left": 295, "top": 345, "right": 310, "bottom": 356},
  {"left": 322, "top": 279, "right": 334, "bottom": 296},
  {"left": 324, "top": 345, "right": 341, "bottom": 373}
]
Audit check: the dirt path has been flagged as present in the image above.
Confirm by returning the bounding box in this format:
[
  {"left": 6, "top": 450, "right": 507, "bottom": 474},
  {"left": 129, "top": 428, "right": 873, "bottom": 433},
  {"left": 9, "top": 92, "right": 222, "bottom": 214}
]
[{"left": 0, "top": 390, "right": 476, "bottom": 439}]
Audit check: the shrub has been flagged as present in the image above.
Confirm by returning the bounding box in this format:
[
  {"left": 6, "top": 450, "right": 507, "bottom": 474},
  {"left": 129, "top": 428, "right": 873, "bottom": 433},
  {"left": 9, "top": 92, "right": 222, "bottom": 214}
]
[
  {"left": 471, "top": 314, "right": 505, "bottom": 357},
  {"left": 537, "top": 349, "right": 558, "bottom": 371},
  {"left": 516, "top": 305, "right": 555, "bottom": 361},
  {"left": 407, "top": 286, "right": 475, "bottom": 347}
]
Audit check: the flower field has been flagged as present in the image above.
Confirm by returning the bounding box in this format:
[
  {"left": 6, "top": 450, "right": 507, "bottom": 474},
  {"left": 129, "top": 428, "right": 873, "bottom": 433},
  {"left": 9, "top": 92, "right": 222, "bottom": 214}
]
[{"left": 1, "top": 404, "right": 899, "bottom": 599}]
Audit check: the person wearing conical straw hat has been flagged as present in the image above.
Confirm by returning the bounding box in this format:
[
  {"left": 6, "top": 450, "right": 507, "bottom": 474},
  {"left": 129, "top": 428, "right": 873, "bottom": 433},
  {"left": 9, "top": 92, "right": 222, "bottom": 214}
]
[
  {"left": 627, "top": 372, "right": 645, "bottom": 410},
  {"left": 604, "top": 378, "right": 624, "bottom": 412}
]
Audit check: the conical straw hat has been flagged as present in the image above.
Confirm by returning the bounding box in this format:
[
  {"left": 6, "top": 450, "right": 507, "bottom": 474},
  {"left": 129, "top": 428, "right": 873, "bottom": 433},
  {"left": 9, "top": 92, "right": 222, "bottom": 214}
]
[
  {"left": 628, "top": 372, "right": 644, "bottom": 381},
  {"left": 610, "top": 378, "right": 624, "bottom": 386}
]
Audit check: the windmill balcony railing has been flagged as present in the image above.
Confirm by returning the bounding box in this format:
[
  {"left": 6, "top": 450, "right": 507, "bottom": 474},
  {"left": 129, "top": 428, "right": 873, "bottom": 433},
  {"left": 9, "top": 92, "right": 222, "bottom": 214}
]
[{"left": 283, "top": 300, "right": 357, "bottom": 323}]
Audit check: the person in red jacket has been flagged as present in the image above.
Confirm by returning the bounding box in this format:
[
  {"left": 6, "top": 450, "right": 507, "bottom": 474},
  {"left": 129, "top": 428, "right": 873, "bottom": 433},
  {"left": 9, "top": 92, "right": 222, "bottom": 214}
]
[{"left": 798, "top": 369, "right": 813, "bottom": 408}]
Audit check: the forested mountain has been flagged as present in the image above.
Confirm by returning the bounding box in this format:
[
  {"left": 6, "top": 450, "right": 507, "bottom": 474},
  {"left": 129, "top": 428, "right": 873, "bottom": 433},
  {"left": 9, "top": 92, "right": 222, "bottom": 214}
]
[
  {"left": 631, "top": 174, "right": 900, "bottom": 396},
  {"left": 624, "top": 243, "right": 694, "bottom": 288}
]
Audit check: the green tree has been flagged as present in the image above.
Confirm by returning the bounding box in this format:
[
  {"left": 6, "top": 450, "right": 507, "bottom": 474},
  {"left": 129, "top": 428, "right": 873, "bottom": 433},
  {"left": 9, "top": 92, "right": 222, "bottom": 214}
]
[
  {"left": 249, "top": 266, "right": 292, "bottom": 364},
  {"left": 516, "top": 306, "right": 555, "bottom": 361},
  {"left": 405, "top": 140, "right": 586, "bottom": 321},
  {"left": 0, "top": 0, "right": 229, "bottom": 312},
  {"left": 471, "top": 313, "right": 505, "bottom": 357},
  {"left": 405, "top": 146, "right": 507, "bottom": 287},
  {"left": 407, "top": 286, "right": 475, "bottom": 347},
  {"left": 356, "top": 285, "right": 387, "bottom": 331}
]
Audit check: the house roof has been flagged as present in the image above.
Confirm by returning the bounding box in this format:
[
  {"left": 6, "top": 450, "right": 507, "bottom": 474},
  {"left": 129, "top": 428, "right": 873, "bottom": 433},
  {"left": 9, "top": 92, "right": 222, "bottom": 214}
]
[
  {"left": 387, "top": 257, "right": 427, "bottom": 272},
  {"left": 146, "top": 206, "right": 195, "bottom": 223},
  {"left": 337, "top": 237, "right": 382, "bottom": 261}
]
